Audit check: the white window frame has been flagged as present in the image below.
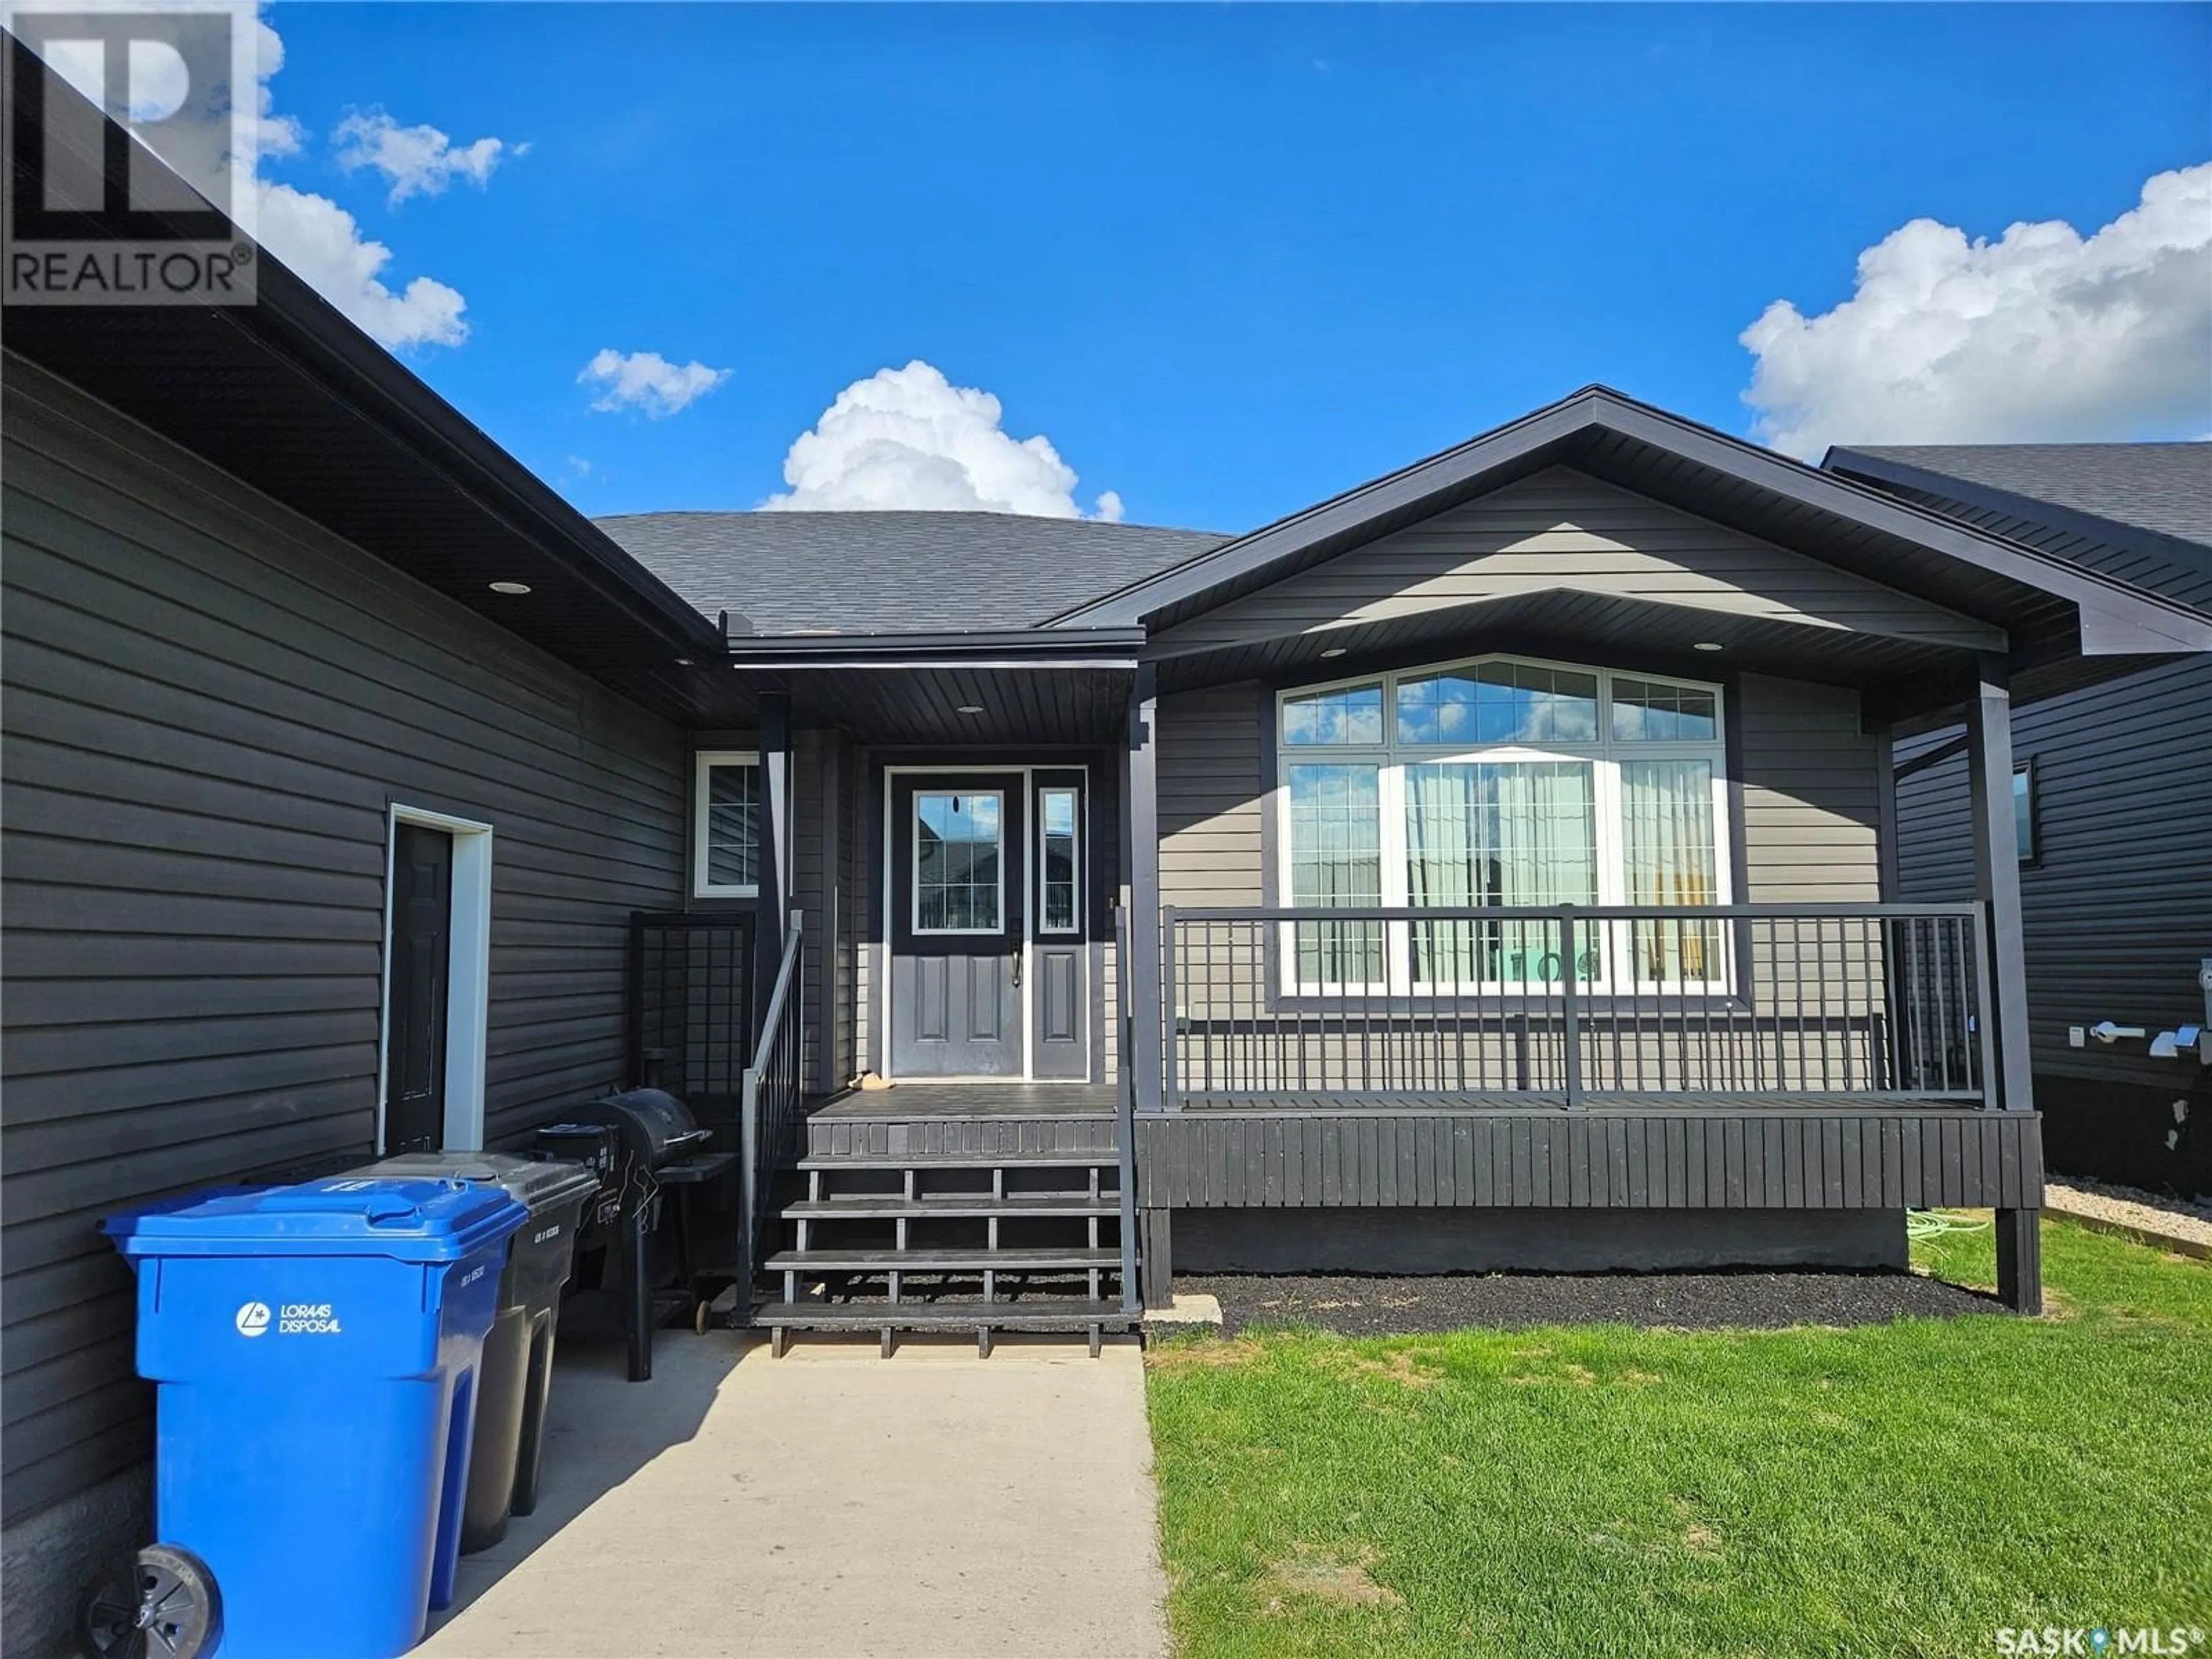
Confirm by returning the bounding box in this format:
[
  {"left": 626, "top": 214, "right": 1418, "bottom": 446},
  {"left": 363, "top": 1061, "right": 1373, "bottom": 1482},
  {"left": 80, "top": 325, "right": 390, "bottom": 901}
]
[
  {"left": 1272, "top": 652, "right": 1733, "bottom": 997},
  {"left": 693, "top": 751, "right": 762, "bottom": 899},
  {"left": 911, "top": 787, "right": 1007, "bottom": 938},
  {"left": 1037, "top": 784, "right": 1082, "bottom": 936},
  {"left": 377, "top": 804, "right": 493, "bottom": 1154}
]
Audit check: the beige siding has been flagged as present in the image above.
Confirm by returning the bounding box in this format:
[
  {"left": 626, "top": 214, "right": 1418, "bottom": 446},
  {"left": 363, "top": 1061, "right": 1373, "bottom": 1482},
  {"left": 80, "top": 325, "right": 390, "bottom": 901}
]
[
  {"left": 1, "top": 356, "right": 686, "bottom": 1524},
  {"left": 1737, "top": 674, "right": 1881, "bottom": 902},
  {"left": 1158, "top": 683, "right": 1267, "bottom": 908},
  {"left": 1156, "top": 467, "right": 2000, "bottom": 654},
  {"left": 1154, "top": 672, "right": 1879, "bottom": 912}
]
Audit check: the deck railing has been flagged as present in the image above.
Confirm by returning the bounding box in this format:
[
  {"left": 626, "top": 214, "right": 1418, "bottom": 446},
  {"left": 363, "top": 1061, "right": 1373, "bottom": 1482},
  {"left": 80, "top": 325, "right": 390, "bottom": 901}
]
[
  {"left": 737, "top": 911, "right": 804, "bottom": 1302},
  {"left": 1162, "top": 904, "right": 1991, "bottom": 1108}
]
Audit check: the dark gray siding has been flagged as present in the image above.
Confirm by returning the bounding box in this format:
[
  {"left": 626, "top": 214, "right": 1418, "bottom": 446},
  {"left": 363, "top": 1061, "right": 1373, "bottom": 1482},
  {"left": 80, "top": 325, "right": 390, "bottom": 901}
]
[
  {"left": 1, "top": 355, "right": 687, "bottom": 1524},
  {"left": 1896, "top": 657, "right": 2212, "bottom": 1103}
]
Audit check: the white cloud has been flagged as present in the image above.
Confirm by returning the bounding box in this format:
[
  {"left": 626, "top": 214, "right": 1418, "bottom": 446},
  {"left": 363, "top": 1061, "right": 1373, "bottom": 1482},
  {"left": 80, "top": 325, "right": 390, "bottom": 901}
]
[
  {"left": 1741, "top": 162, "right": 2212, "bottom": 459},
  {"left": 764, "top": 361, "right": 1124, "bottom": 519},
  {"left": 334, "top": 108, "right": 525, "bottom": 206},
  {"left": 579, "top": 349, "right": 732, "bottom": 418},
  {"left": 255, "top": 181, "right": 468, "bottom": 349}
]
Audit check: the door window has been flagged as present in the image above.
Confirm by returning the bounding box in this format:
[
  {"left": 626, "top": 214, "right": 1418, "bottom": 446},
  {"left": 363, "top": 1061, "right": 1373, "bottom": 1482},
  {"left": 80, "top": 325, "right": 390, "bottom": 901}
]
[{"left": 914, "top": 791, "right": 1003, "bottom": 933}]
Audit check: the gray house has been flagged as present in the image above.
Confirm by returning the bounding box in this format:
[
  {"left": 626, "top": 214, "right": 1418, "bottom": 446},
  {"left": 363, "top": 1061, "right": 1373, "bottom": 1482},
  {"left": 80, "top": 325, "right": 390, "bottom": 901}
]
[
  {"left": 11, "top": 109, "right": 2212, "bottom": 1659},
  {"left": 1824, "top": 445, "right": 2212, "bottom": 1197}
]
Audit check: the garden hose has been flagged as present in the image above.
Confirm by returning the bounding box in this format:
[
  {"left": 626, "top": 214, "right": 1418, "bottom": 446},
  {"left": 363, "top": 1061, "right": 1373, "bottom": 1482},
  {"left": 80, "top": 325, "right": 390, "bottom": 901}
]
[{"left": 1907, "top": 1209, "right": 1991, "bottom": 1241}]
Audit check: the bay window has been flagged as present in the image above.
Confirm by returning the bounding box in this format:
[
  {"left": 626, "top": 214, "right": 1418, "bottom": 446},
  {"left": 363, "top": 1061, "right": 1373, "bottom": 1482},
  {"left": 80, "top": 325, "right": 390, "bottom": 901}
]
[{"left": 1275, "top": 655, "right": 1730, "bottom": 991}]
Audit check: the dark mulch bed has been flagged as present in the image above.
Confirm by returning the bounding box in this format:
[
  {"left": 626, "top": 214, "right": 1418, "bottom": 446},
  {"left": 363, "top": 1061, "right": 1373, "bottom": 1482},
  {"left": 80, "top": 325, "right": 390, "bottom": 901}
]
[{"left": 1181, "top": 1269, "right": 1998, "bottom": 1336}]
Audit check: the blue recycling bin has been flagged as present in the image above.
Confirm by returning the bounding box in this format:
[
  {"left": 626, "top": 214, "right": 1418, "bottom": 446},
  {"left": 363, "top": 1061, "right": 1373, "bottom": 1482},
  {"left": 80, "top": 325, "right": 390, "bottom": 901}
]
[{"left": 104, "top": 1176, "right": 528, "bottom": 1659}]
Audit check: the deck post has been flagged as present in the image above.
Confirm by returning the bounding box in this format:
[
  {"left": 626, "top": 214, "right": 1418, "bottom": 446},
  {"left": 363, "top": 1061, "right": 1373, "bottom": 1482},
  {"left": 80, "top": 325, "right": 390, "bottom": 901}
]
[
  {"left": 1126, "top": 664, "right": 1164, "bottom": 1111},
  {"left": 1995, "top": 1207, "right": 2043, "bottom": 1316},
  {"left": 753, "top": 691, "right": 791, "bottom": 1041},
  {"left": 1968, "top": 655, "right": 2040, "bottom": 1312},
  {"left": 1965, "top": 656, "right": 2031, "bottom": 1112},
  {"left": 1139, "top": 1207, "right": 1173, "bottom": 1308}
]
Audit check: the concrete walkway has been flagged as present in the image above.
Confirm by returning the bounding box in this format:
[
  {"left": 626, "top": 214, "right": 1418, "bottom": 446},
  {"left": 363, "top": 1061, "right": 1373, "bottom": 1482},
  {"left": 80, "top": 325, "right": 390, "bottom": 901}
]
[{"left": 420, "top": 1328, "right": 1171, "bottom": 1659}]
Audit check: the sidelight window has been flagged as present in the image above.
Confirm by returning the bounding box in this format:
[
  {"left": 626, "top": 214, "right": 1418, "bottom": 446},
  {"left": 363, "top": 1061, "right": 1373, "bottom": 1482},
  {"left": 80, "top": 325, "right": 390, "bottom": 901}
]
[{"left": 1039, "top": 787, "right": 1080, "bottom": 934}]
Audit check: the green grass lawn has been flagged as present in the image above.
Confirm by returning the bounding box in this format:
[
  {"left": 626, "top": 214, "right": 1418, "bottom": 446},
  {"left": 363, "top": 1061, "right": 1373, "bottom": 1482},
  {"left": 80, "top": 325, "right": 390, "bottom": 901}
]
[{"left": 1145, "top": 1218, "right": 2212, "bottom": 1659}]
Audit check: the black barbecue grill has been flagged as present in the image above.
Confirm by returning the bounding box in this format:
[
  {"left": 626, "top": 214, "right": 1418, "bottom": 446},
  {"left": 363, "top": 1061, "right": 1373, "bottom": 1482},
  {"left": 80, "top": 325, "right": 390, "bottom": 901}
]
[{"left": 533, "top": 1088, "right": 736, "bottom": 1380}]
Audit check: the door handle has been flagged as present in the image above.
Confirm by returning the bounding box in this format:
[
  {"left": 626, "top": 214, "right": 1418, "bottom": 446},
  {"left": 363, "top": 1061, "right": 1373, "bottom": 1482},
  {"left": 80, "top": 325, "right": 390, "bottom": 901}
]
[{"left": 1012, "top": 952, "right": 1022, "bottom": 990}]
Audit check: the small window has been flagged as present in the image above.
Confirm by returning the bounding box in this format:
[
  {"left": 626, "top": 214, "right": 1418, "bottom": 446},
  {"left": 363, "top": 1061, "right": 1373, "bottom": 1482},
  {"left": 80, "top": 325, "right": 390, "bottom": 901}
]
[
  {"left": 1282, "top": 683, "right": 1384, "bottom": 747},
  {"left": 694, "top": 752, "right": 760, "bottom": 897},
  {"left": 1039, "top": 787, "right": 1080, "bottom": 934},
  {"left": 1397, "top": 662, "right": 1597, "bottom": 745},
  {"left": 2014, "top": 762, "right": 2037, "bottom": 865},
  {"left": 914, "top": 790, "right": 1003, "bottom": 933},
  {"left": 1612, "top": 677, "right": 1719, "bottom": 743}
]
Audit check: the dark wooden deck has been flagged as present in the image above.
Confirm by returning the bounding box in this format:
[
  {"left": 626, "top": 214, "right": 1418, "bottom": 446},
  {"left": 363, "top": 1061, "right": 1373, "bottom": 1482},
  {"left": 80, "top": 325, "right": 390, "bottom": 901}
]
[{"left": 810, "top": 1082, "right": 1121, "bottom": 1120}]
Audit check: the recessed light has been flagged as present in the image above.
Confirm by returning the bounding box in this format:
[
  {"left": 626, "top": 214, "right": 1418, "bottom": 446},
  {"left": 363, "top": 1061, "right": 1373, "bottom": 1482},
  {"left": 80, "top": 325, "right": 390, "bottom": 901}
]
[
  {"left": 674, "top": 658, "right": 694, "bottom": 667},
  {"left": 1692, "top": 641, "right": 1724, "bottom": 653},
  {"left": 956, "top": 704, "right": 986, "bottom": 715},
  {"left": 1319, "top": 647, "right": 1347, "bottom": 660},
  {"left": 488, "top": 580, "right": 532, "bottom": 596}
]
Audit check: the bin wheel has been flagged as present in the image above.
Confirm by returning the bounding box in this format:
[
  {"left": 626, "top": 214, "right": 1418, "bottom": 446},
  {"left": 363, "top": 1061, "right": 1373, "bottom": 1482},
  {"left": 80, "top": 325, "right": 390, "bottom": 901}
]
[
  {"left": 694, "top": 1298, "right": 711, "bottom": 1335},
  {"left": 79, "top": 1544, "right": 221, "bottom": 1659}
]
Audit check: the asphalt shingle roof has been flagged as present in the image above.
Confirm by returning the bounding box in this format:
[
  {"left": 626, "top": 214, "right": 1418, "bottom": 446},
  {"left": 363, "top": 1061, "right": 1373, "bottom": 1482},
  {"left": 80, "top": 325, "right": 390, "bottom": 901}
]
[
  {"left": 1844, "top": 443, "right": 2212, "bottom": 548},
  {"left": 594, "top": 510, "right": 1226, "bottom": 636}
]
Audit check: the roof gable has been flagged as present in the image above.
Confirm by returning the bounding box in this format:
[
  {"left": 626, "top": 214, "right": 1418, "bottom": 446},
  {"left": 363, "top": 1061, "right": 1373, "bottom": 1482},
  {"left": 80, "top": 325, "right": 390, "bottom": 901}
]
[
  {"left": 1152, "top": 464, "right": 2004, "bottom": 658},
  {"left": 1050, "top": 387, "right": 2212, "bottom": 661}
]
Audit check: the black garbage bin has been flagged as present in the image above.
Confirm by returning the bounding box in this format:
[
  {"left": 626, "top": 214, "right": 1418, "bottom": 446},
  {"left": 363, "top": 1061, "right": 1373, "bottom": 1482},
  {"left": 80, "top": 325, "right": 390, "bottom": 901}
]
[{"left": 345, "top": 1152, "right": 599, "bottom": 1552}]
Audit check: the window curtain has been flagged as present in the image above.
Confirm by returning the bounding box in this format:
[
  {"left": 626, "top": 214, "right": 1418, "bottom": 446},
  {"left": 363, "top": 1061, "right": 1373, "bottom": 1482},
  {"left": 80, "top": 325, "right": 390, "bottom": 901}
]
[
  {"left": 1405, "top": 762, "right": 1594, "bottom": 984},
  {"left": 1620, "top": 760, "right": 1719, "bottom": 981}
]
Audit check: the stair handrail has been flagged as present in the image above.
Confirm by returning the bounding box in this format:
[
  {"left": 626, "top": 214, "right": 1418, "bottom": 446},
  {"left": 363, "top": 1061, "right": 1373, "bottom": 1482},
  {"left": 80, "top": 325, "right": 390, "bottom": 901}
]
[
  {"left": 1115, "top": 905, "right": 1141, "bottom": 1316},
  {"left": 737, "top": 909, "right": 804, "bottom": 1317}
]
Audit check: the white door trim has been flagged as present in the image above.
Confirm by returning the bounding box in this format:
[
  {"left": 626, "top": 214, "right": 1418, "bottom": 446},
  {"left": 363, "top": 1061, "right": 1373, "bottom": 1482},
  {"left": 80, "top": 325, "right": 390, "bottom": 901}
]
[{"left": 377, "top": 804, "right": 494, "bottom": 1153}]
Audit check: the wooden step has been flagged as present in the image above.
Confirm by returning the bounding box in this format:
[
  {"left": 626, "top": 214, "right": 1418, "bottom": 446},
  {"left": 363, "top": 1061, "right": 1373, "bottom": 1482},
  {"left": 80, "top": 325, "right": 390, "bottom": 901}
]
[
  {"left": 755, "top": 1297, "right": 1137, "bottom": 1351},
  {"left": 753, "top": 1300, "right": 1132, "bottom": 1330},
  {"left": 767, "top": 1248, "right": 1120, "bottom": 1273},
  {"left": 797, "top": 1151, "right": 1118, "bottom": 1171},
  {"left": 785, "top": 1195, "right": 1117, "bottom": 1221}
]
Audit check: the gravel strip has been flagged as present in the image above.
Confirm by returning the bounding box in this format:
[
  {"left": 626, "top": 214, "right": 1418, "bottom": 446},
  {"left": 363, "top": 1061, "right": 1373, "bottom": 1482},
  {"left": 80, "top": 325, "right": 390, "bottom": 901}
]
[
  {"left": 2046, "top": 1180, "right": 2212, "bottom": 1256},
  {"left": 2047, "top": 1176, "right": 2212, "bottom": 1228},
  {"left": 1179, "top": 1270, "right": 1997, "bottom": 1337}
]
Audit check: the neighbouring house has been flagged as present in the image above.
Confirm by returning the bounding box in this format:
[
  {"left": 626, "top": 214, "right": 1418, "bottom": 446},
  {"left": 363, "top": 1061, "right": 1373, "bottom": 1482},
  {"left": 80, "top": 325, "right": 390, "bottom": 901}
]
[
  {"left": 10, "top": 97, "right": 2212, "bottom": 1659},
  {"left": 1823, "top": 445, "right": 2212, "bottom": 1198}
]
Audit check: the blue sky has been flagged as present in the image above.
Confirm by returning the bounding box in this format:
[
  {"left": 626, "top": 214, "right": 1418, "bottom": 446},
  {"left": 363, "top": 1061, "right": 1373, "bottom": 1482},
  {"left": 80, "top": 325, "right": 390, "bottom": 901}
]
[{"left": 260, "top": 3, "right": 2212, "bottom": 533}]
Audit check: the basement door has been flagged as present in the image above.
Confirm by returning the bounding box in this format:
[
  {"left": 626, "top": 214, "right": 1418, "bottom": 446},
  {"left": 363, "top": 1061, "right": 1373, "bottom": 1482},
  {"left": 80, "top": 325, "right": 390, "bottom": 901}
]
[{"left": 887, "top": 770, "right": 1092, "bottom": 1080}]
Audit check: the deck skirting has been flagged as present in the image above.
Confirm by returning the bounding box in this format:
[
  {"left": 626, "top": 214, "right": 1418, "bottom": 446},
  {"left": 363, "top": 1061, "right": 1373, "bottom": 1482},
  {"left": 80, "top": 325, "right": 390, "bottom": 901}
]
[{"left": 1135, "top": 1108, "right": 2042, "bottom": 1213}]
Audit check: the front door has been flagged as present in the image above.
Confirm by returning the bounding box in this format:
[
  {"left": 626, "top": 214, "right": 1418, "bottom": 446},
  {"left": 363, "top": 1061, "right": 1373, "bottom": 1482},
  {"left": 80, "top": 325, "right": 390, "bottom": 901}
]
[
  {"left": 384, "top": 823, "right": 453, "bottom": 1152},
  {"left": 889, "top": 774, "right": 1027, "bottom": 1077},
  {"left": 1029, "top": 769, "right": 1090, "bottom": 1080}
]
